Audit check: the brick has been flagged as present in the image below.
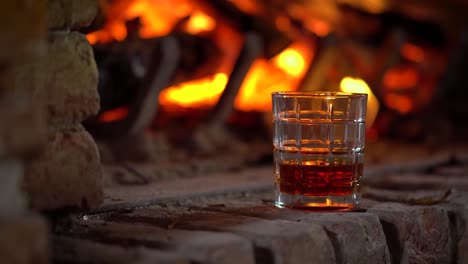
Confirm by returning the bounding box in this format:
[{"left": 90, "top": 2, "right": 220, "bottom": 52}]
[
  {"left": 0, "top": 215, "right": 49, "bottom": 264},
  {"left": 368, "top": 203, "right": 452, "bottom": 263},
  {"left": 66, "top": 219, "right": 255, "bottom": 264},
  {"left": 0, "top": 92, "right": 46, "bottom": 158},
  {"left": 0, "top": 0, "right": 46, "bottom": 62},
  {"left": 0, "top": 159, "right": 26, "bottom": 216},
  {"left": 53, "top": 236, "right": 189, "bottom": 264},
  {"left": 10, "top": 31, "right": 99, "bottom": 126},
  {"left": 440, "top": 192, "right": 468, "bottom": 263},
  {"left": 104, "top": 207, "right": 337, "bottom": 263},
  {"left": 23, "top": 125, "right": 103, "bottom": 211},
  {"left": 364, "top": 172, "right": 468, "bottom": 191},
  {"left": 227, "top": 207, "right": 390, "bottom": 264},
  {"left": 180, "top": 200, "right": 390, "bottom": 264},
  {"left": 47, "top": 0, "right": 99, "bottom": 30},
  {"left": 100, "top": 166, "right": 272, "bottom": 212}
]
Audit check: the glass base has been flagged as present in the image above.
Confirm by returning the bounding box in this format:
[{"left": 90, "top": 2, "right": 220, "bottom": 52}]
[{"left": 275, "top": 192, "right": 360, "bottom": 211}]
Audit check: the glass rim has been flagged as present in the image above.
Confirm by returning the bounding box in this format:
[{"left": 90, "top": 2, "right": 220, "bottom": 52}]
[{"left": 272, "top": 91, "right": 368, "bottom": 99}]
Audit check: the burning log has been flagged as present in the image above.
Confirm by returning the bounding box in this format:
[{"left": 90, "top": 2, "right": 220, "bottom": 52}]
[
  {"left": 86, "top": 30, "right": 222, "bottom": 137},
  {"left": 192, "top": 33, "right": 262, "bottom": 153}
]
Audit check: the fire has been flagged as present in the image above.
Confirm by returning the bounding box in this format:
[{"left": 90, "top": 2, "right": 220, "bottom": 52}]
[
  {"left": 340, "top": 77, "right": 379, "bottom": 127},
  {"left": 159, "top": 41, "right": 313, "bottom": 112},
  {"left": 98, "top": 106, "right": 129, "bottom": 122},
  {"left": 184, "top": 11, "right": 216, "bottom": 34},
  {"left": 87, "top": 0, "right": 204, "bottom": 44},
  {"left": 160, "top": 73, "right": 228, "bottom": 109},
  {"left": 401, "top": 43, "right": 425, "bottom": 63},
  {"left": 89, "top": 0, "right": 314, "bottom": 113},
  {"left": 274, "top": 48, "right": 306, "bottom": 77}
]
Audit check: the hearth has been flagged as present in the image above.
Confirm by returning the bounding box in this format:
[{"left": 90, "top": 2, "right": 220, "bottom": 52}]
[{"left": 2, "top": 1, "right": 468, "bottom": 264}]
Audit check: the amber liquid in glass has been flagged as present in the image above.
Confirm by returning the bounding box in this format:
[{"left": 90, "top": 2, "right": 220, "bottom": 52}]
[{"left": 278, "top": 159, "right": 363, "bottom": 197}]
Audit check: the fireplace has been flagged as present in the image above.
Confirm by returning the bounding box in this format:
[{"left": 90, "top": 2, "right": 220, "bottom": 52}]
[
  {"left": 84, "top": 0, "right": 468, "bottom": 160},
  {"left": 2, "top": 0, "right": 468, "bottom": 263}
]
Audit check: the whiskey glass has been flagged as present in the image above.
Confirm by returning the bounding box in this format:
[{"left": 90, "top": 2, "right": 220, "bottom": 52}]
[{"left": 272, "top": 92, "right": 367, "bottom": 210}]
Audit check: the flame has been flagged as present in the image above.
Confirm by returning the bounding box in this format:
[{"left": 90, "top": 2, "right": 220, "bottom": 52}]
[
  {"left": 384, "top": 94, "right": 413, "bottom": 114},
  {"left": 87, "top": 0, "right": 207, "bottom": 44},
  {"left": 89, "top": 1, "right": 314, "bottom": 113},
  {"left": 184, "top": 11, "right": 216, "bottom": 34},
  {"left": 159, "top": 41, "right": 313, "bottom": 112},
  {"left": 340, "top": 77, "right": 379, "bottom": 127},
  {"left": 98, "top": 106, "right": 129, "bottom": 122},
  {"left": 274, "top": 48, "right": 306, "bottom": 77},
  {"left": 160, "top": 73, "right": 228, "bottom": 109},
  {"left": 401, "top": 43, "right": 425, "bottom": 63},
  {"left": 383, "top": 66, "right": 419, "bottom": 90}
]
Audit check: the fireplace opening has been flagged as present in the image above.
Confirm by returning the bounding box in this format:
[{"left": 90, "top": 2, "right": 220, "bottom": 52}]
[{"left": 82, "top": 0, "right": 468, "bottom": 163}]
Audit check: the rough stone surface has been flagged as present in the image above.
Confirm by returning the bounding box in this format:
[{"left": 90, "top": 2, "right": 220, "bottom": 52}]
[
  {"left": 53, "top": 150, "right": 468, "bottom": 263},
  {"left": 0, "top": 93, "right": 46, "bottom": 158},
  {"left": 47, "top": 0, "right": 99, "bottom": 30},
  {"left": 368, "top": 203, "right": 452, "bottom": 264},
  {"left": 0, "top": 160, "right": 26, "bottom": 216},
  {"left": 223, "top": 207, "right": 390, "bottom": 264},
  {"left": 10, "top": 31, "right": 99, "bottom": 126},
  {"left": 440, "top": 192, "right": 468, "bottom": 264},
  {"left": 0, "top": 0, "right": 46, "bottom": 62},
  {"left": 67, "top": 219, "right": 255, "bottom": 264},
  {"left": 54, "top": 236, "right": 189, "bottom": 264},
  {"left": 104, "top": 208, "right": 337, "bottom": 264},
  {"left": 365, "top": 172, "right": 468, "bottom": 191},
  {"left": 99, "top": 166, "right": 272, "bottom": 212},
  {"left": 0, "top": 215, "right": 49, "bottom": 264},
  {"left": 23, "top": 125, "right": 103, "bottom": 211}
]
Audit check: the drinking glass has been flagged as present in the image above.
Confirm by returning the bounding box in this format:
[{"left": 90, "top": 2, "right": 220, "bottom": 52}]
[{"left": 272, "top": 91, "right": 367, "bottom": 210}]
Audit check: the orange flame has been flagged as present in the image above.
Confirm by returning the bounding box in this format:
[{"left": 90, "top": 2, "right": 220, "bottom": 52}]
[
  {"left": 159, "top": 41, "right": 313, "bottom": 112},
  {"left": 401, "top": 43, "right": 425, "bottom": 63},
  {"left": 160, "top": 73, "right": 228, "bottom": 109},
  {"left": 87, "top": 0, "right": 210, "bottom": 44},
  {"left": 89, "top": 0, "right": 315, "bottom": 115},
  {"left": 340, "top": 77, "right": 379, "bottom": 127}
]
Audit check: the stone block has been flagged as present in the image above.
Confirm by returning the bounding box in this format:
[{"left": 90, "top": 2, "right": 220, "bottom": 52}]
[
  {"left": 188, "top": 202, "right": 390, "bottom": 264},
  {"left": 0, "top": 159, "right": 26, "bottom": 216},
  {"left": 0, "top": 215, "right": 49, "bottom": 264},
  {"left": 0, "top": 93, "right": 46, "bottom": 158},
  {"left": 105, "top": 208, "right": 337, "bottom": 264},
  {"left": 0, "top": 0, "right": 46, "bottom": 62},
  {"left": 54, "top": 236, "right": 189, "bottom": 264},
  {"left": 67, "top": 220, "right": 255, "bottom": 264},
  {"left": 440, "top": 192, "right": 468, "bottom": 264},
  {"left": 47, "top": 0, "right": 99, "bottom": 30},
  {"left": 10, "top": 31, "right": 99, "bottom": 126},
  {"left": 23, "top": 125, "right": 103, "bottom": 211},
  {"left": 368, "top": 203, "right": 452, "bottom": 264}
]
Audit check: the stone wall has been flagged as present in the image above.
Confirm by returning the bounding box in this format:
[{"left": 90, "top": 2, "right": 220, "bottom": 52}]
[
  {"left": 0, "top": 1, "right": 50, "bottom": 263},
  {"left": 20, "top": 0, "right": 103, "bottom": 211},
  {"left": 0, "top": 0, "right": 103, "bottom": 262}
]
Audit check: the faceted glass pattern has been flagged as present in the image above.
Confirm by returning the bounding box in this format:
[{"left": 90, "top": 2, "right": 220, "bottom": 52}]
[{"left": 272, "top": 92, "right": 367, "bottom": 211}]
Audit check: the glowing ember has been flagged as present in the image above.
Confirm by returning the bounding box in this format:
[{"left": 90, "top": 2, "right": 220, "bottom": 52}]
[
  {"left": 401, "top": 43, "right": 425, "bottom": 63},
  {"left": 384, "top": 94, "right": 413, "bottom": 114},
  {"left": 98, "top": 106, "right": 129, "bottom": 122},
  {"left": 383, "top": 65, "right": 419, "bottom": 90},
  {"left": 340, "top": 77, "right": 379, "bottom": 127}
]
